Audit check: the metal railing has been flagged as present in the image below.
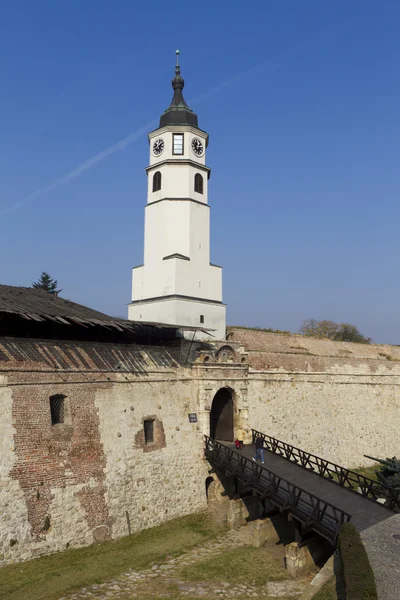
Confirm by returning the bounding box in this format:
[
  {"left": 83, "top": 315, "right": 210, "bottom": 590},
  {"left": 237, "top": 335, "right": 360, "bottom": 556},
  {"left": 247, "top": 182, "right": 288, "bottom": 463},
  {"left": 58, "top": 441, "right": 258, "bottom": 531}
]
[
  {"left": 204, "top": 436, "right": 351, "bottom": 545},
  {"left": 252, "top": 429, "right": 400, "bottom": 512}
]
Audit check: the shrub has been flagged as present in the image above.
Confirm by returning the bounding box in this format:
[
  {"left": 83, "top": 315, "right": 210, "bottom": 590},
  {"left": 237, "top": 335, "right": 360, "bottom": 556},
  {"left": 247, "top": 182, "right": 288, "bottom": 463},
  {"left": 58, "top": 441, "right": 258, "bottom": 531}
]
[
  {"left": 300, "top": 319, "right": 372, "bottom": 344},
  {"left": 227, "top": 325, "right": 290, "bottom": 334},
  {"left": 338, "top": 523, "right": 377, "bottom": 600}
]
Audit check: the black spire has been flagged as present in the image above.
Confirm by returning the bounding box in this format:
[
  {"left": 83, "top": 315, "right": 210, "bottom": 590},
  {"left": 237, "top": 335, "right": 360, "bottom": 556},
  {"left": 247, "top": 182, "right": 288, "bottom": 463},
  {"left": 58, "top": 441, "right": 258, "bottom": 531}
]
[{"left": 159, "top": 50, "right": 199, "bottom": 128}]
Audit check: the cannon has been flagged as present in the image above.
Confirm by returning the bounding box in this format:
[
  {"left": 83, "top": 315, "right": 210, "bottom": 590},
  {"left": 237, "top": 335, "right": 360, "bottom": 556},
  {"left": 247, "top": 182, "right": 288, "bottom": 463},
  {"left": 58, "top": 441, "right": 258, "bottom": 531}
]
[
  {"left": 364, "top": 455, "right": 400, "bottom": 511},
  {"left": 364, "top": 455, "right": 400, "bottom": 487}
]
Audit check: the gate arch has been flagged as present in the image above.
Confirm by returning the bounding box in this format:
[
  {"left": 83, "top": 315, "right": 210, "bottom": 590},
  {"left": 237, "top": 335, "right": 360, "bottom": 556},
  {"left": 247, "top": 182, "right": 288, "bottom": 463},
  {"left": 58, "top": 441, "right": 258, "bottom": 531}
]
[{"left": 210, "top": 387, "right": 234, "bottom": 441}]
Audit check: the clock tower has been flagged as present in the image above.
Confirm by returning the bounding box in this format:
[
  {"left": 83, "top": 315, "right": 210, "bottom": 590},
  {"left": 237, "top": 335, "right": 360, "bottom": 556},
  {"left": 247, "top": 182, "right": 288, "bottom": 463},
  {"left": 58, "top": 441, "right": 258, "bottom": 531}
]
[{"left": 128, "top": 51, "right": 226, "bottom": 340}]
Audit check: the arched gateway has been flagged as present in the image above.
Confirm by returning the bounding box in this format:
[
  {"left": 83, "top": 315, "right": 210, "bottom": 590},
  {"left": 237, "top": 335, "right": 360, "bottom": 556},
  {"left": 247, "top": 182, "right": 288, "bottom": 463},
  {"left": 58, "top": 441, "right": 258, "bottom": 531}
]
[{"left": 210, "top": 388, "right": 234, "bottom": 441}]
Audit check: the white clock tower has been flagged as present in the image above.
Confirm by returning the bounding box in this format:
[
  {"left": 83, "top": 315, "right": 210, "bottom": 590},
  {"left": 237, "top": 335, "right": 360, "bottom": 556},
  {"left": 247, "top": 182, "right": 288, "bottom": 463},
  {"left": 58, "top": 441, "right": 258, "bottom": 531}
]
[{"left": 128, "top": 51, "right": 226, "bottom": 340}]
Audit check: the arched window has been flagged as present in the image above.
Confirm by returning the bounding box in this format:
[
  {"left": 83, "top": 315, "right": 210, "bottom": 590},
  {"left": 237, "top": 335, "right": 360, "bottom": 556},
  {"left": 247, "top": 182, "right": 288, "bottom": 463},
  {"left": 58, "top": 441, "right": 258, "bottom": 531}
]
[
  {"left": 152, "top": 171, "right": 161, "bottom": 192},
  {"left": 194, "top": 173, "right": 203, "bottom": 194}
]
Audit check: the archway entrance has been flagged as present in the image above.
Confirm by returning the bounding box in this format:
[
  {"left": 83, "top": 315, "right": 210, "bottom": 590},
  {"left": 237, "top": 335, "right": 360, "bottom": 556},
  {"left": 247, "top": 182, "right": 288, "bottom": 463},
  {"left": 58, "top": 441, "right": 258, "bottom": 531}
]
[{"left": 210, "top": 388, "right": 234, "bottom": 441}]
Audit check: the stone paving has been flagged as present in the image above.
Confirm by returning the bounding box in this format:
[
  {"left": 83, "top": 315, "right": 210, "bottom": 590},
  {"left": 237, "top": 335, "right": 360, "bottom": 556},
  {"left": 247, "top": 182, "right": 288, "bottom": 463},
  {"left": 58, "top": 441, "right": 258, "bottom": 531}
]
[
  {"left": 59, "top": 527, "right": 309, "bottom": 600},
  {"left": 361, "top": 513, "right": 400, "bottom": 600}
]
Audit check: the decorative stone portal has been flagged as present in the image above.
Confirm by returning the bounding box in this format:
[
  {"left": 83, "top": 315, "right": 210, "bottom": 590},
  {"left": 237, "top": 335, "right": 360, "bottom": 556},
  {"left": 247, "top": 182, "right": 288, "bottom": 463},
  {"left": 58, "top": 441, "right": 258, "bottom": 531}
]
[{"left": 210, "top": 388, "right": 234, "bottom": 441}]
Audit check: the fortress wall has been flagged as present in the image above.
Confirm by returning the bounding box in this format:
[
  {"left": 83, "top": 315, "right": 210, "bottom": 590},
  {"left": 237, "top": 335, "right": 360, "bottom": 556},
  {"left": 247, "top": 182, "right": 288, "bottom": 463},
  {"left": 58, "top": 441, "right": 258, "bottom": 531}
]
[
  {"left": 247, "top": 375, "right": 400, "bottom": 467},
  {"left": 2, "top": 329, "right": 400, "bottom": 565},
  {"left": 0, "top": 338, "right": 207, "bottom": 566},
  {"left": 228, "top": 327, "right": 400, "bottom": 365},
  {"left": 229, "top": 328, "right": 400, "bottom": 466}
]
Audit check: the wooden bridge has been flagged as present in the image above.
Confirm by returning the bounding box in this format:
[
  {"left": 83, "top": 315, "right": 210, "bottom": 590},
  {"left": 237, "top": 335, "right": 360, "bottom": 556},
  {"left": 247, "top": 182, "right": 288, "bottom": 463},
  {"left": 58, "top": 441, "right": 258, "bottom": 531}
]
[{"left": 204, "top": 429, "right": 398, "bottom": 545}]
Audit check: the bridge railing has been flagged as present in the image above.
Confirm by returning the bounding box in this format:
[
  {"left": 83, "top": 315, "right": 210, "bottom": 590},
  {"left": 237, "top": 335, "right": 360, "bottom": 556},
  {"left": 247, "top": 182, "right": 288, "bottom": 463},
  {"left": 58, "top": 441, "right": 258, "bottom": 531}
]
[
  {"left": 252, "top": 429, "right": 400, "bottom": 512},
  {"left": 204, "top": 436, "right": 351, "bottom": 546}
]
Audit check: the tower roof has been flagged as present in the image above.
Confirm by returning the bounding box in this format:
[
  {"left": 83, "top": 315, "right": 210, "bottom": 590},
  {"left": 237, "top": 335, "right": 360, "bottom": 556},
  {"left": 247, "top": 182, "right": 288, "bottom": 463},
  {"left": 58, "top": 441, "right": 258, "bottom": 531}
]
[{"left": 159, "top": 50, "right": 199, "bottom": 128}]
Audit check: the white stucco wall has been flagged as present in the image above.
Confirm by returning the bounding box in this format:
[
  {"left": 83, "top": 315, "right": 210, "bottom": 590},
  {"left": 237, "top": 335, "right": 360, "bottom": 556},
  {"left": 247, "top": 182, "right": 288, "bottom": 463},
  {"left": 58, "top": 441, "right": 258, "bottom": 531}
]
[
  {"left": 130, "top": 120, "right": 225, "bottom": 339},
  {"left": 148, "top": 125, "right": 208, "bottom": 167},
  {"left": 128, "top": 297, "right": 226, "bottom": 340},
  {"left": 147, "top": 163, "right": 208, "bottom": 205}
]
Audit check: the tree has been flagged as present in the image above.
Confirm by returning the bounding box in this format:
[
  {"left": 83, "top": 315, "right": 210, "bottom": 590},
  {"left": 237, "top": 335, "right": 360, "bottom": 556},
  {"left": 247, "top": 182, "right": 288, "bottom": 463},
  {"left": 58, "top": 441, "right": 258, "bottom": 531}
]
[
  {"left": 32, "top": 272, "right": 61, "bottom": 295},
  {"left": 335, "top": 323, "right": 372, "bottom": 344},
  {"left": 300, "top": 318, "right": 371, "bottom": 344}
]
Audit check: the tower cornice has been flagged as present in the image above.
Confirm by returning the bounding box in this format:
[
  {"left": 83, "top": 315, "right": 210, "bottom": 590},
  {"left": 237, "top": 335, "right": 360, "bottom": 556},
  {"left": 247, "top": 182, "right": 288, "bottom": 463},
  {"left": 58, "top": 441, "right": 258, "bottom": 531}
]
[
  {"left": 148, "top": 125, "right": 209, "bottom": 147},
  {"left": 145, "top": 159, "right": 211, "bottom": 179}
]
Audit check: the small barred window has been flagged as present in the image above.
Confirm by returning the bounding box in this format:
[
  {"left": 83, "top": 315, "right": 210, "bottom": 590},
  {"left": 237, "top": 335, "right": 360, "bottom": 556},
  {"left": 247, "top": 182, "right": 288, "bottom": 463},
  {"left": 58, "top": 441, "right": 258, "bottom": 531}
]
[
  {"left": 50, "top": 394, "right": 66, "bottom": 425},
  {"left": 144, "top": 419, "right": 154, "bottom": 444}
]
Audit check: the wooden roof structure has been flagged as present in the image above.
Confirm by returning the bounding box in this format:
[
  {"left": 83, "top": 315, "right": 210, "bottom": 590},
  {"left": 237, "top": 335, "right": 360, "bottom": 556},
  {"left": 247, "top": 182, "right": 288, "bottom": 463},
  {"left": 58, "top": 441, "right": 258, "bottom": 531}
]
[
  {"left": 0, "top": 285, "right": 135, "bottom": 332},
  {"left": 0, "top": 285, "right": 212, "bottom": 339}
]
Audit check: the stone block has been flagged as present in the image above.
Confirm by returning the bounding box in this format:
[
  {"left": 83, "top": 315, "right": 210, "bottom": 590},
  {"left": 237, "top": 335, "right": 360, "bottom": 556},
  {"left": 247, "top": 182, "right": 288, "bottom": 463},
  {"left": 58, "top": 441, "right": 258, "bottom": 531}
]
[
  {"left": 286, "top": 538, "right": 329, "bottom": 577},
  {"left": 93, "top": 526, "right": 109, "bottom": 543},
  {"left": 227, "top": 499, "right": 249, "bottom": 529},
  {"left": 251, "top": 518, "right": 280, "bottom": 547}
]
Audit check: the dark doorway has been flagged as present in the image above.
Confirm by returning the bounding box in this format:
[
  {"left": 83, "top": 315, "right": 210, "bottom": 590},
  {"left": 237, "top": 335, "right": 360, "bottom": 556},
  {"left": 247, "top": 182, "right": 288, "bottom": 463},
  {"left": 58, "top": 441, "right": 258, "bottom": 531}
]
[{"left": 210, "top": 388, "right": 234, "bottom": 441}]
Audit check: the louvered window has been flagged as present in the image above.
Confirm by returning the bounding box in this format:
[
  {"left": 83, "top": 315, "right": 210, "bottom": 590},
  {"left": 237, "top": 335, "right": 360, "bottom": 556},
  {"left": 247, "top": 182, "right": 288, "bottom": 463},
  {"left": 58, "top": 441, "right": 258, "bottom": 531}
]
[{"left": 173, "top": 133, "right": 184, "bottom": 155}]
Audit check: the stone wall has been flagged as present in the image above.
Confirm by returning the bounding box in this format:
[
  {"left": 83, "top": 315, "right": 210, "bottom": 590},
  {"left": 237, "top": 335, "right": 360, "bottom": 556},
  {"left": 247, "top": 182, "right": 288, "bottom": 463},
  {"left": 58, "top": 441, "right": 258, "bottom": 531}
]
[
  {"left": 229, "top": 328, "right": 400, "bottom": 466},
  {"left": 2, "top": 329, "right": 400, "bottom": 566},
  {"left": 0, "top": 338, "right": 210, "bottom": 565}
]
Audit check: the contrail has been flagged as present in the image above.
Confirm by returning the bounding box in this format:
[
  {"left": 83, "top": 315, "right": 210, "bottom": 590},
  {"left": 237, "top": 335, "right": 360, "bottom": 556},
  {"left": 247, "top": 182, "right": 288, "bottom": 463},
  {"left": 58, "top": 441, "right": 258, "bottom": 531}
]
[
  {"left": 0, "top": 19, "right": 353, "bottom": 218},
  {"left": 0, "top": 119, "right": 157, "bottom": 217}
]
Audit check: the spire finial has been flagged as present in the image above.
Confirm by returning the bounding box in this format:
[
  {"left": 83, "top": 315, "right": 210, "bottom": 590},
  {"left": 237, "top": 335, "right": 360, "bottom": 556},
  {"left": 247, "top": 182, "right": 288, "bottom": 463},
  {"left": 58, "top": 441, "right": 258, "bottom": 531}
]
[
  {"left": 159, "top": 49, "right": 198, "bottom": 128},
  {"left": 175, "top": 49, "right": 180, "bottom": 76}
]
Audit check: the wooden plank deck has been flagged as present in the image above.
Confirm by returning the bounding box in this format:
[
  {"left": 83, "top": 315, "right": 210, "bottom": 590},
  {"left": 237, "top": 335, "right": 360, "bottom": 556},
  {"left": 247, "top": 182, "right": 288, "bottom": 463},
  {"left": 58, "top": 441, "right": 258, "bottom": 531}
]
[{"left": 226, "top": 443, "right": 394, "bottom": 532}]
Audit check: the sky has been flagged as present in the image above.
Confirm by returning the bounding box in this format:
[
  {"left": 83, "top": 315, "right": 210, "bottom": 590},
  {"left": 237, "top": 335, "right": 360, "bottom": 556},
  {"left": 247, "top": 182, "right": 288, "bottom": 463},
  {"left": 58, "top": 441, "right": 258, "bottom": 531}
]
[{"left": 1, "top": 1, "right": 399, "bottom": 344}]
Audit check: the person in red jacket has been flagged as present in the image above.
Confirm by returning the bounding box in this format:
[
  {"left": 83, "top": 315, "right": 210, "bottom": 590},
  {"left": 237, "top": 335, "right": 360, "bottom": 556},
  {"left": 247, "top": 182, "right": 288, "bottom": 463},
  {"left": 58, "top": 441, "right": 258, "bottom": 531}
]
[{"left": 252, "top": 436, "right": 265, "bottom": 464}]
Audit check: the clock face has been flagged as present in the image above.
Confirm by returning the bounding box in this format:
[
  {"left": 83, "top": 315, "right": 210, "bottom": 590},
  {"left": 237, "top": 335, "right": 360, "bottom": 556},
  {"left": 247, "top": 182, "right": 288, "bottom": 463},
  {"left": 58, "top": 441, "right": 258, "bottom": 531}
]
[
  {"left": 191, "top": 138, "right": 204, "bottom": 157},
  {"left": 152, "top": 138, "right": 164, "bottom": 157}
]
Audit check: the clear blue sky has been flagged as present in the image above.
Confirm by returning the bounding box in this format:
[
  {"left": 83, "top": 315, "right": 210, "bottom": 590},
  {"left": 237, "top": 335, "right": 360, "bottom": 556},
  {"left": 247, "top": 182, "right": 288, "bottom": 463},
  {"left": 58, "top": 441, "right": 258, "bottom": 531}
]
[{"left": 1, "top": 1, "right": 399, "bottom": 343}]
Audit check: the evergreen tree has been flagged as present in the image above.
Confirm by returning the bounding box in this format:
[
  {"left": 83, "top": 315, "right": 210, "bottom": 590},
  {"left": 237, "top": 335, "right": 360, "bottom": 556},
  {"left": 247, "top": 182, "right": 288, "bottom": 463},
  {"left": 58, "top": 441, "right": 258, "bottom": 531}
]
[{"left": 32, "top": 272, "right": 61, "bottom": 295}]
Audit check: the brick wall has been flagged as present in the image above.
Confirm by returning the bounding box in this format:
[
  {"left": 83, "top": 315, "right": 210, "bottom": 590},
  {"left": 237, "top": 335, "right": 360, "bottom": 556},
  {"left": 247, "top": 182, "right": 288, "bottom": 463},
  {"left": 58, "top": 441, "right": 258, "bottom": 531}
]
[{"left": 0, "top": 338, "right": 210, "bottom": 565}]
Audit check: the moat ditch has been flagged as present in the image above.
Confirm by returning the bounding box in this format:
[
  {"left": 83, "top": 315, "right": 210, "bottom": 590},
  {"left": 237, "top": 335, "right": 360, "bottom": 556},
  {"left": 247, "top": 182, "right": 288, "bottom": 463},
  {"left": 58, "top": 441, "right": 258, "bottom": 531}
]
[{"left": 0, "top": 510, "right": 321, "bottom": 600}]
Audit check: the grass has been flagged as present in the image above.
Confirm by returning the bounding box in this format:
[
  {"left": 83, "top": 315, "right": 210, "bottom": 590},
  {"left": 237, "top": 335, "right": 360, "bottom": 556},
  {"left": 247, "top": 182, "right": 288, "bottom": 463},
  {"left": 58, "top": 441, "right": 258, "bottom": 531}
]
[
  {"left": 178, "top": 546, "right": 288, "bottom": 586},
  {"left": 227, "top": 325, "right": 291, "bottom": 334},
  {"left": 352, "top": 465, "right": 379, "bottom": 481},
  {"left": 0, "top": 512, "right": 226, "bottom": 600},
  {"left": 133, "top": 597, "right": 205, "bottom": 600},
  {"left": 312, "top": 575, "right": 338, "bottom": 600},
  {"left": 339, "top": 523, "right": 377, "bottom": 600},
  {"left": 330, "top": 464, "right": 379, "bottom": 490}
]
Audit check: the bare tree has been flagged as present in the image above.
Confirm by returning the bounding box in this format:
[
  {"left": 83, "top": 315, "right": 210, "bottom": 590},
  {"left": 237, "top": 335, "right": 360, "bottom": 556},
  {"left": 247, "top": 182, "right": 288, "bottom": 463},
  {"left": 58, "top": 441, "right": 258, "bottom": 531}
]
[{"left": 300, "top": 319, "right": 371, "bottom": 344}]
